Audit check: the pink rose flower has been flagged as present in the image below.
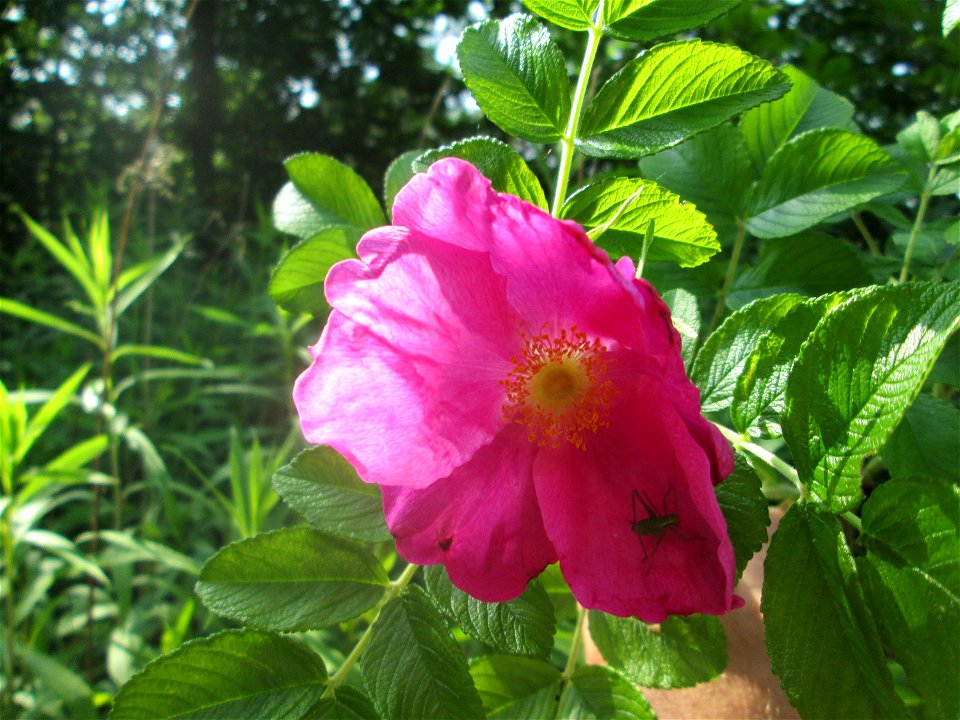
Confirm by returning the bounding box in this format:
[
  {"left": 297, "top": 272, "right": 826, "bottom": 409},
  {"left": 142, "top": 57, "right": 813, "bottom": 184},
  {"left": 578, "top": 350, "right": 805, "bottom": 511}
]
[{"left": 294, "top": 158, "right": 741, "bottom": 622}]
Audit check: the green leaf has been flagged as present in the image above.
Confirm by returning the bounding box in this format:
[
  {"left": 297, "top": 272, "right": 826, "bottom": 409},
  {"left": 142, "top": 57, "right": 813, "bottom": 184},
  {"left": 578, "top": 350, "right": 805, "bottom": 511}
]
[
  {"left": 457, "top": 14, "right": 570, "bottom": 144},
  {"left": 556, "top": 665, "right": 655, "bottom": 719},
  {"left": 883, "top": 394, "right": 960, "bottom": 483},
  {"left": 415, "top": 136, "right": 548, "bottom": 209},
  {"left": 747, "top": 129, "right": 906, "bottom": 239},
  {"left": 109, "top": 630, "right": 328, "bottom": 720},
  {"left": 762, "top": 503, "right": 906, "bottom": 719},
  {"left": 740, "top": 65, "right": 856, "bottom": 171},
  {"left": 112, "top": 344, "right": 212, "bottom": 367},
  {"left": 727, "top": 233, "right": 871, "bottom": 310},
  {"left": 692, "top": 294, "right": 804, "bottom": 412},
  {"left": 16, "top": 363, "right": 91, "bottom": 465},
  {"left": 268, "top": 227, "right": 361, "bottom": 315},
  {"left": 361, "top": 586, "right": 485, "bottom": 720},
  {"left": 424, "top": 566, "right": 556, "bottom": 659},
  {"left": 662, "top": 288, "right": 700, "bottom": 369},
  {"left": 274, "top": 153, "right": 384, "bottom": 239},
  {"left": 0, "top": 297, "right": 102, "bottom": 346},
  {"left": 521, "top": 0, "right": 599, "bottom": 31},
  {"left": 307, "top": 686, "right": 379, "bottom": 720},
  {"left": 783, "top": 282, "right": 960, "bottom": 511},
  {"left": 601, "top": 0, "right": 744, "bottom": 42},
  {"left": 588, "top": 611, "right": 727, "bottom": 689},
  {"left": 273, "top": 446, "right": 391, "bottom": 543},
  {"left": 579, "top": 40, "right": 791, "bottom": 159},
  {"left": 19, "top": 643, "right": 97, "bottom": 720},
  {"left": 731, "top": 293, "right": 846, "bottom": 438},
  {"left": 115, "top": 235, "right": 189, "bottom": 316},
  {"left": 638, "top": 123, "right": 755, "bottom": 233},
  {"left": 858, "top": 477, "right": 959, "bottom": 720},
  {"left": 561, "top": 177, "right": 719, "bottom": 267},
  {"left": 945, "top": 0, "right": 960, "bottom": 36},
  {"left": 469, "top": 655, "right": 562, "bottom": 719},
  {"left": 537, "top": 564, "right": 578, "bottom": 621},
  {"left": 897, "top": 111, "right": 942, "bottom": 165},
  {"left": 196, "top": 527, "right": 388, "bottom": 631},
  {"left": 715, "top": 451, "right": 769, "bottom": 576},
  {"left": 384, "top": 150, "right": 422, "bottom": 219}
]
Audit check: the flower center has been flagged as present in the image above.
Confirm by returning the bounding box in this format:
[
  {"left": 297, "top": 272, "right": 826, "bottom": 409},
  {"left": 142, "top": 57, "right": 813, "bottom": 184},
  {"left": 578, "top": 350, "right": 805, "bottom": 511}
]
[{"left": 502, "top": 327, "right": 615, "bottom": 450}]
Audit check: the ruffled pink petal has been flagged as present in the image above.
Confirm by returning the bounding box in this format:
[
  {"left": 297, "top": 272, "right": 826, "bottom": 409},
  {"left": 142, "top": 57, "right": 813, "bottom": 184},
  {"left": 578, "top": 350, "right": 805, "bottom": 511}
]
[
  {"left": 382, "top": 425, "right": 558, "bottom": 602},
  {"left": 533, "top": 376, "right": 739, "bottom": 622}
]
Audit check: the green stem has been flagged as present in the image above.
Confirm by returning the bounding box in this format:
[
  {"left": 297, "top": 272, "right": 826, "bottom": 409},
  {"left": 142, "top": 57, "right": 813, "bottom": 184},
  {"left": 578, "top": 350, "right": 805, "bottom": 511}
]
[
  {"left": 850, "top": 210, "right": 881, "bottom": 257},
  {"left": 2, "top": 511, "right": 17, "bottom": 718},
  {"left": 322, "top": 563, "right": 420, "bottom": 698},
  {"left": 709, "top": 221, "right": 748, "bottom": 334},
  {"left": 551, "top": 17, "right": 603, "bottom": 217},
  {"left": 898, "top": 167, "right": 936, "bottom": 283},
  {"left": 562, "top": 604, "right": 587, "bottom": 682},
  {"left": 715, "top": 424, "right": 805, "bottom": 498},
  {"left": 841, "top": 511, "right": 862, "bottom": 533}
]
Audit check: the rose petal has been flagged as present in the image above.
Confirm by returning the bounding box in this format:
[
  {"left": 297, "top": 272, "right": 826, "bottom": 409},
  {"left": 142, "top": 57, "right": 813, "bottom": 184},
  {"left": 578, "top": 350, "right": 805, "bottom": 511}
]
[{"left": 383, "top": 425, "right": 558, "bottom": 601}]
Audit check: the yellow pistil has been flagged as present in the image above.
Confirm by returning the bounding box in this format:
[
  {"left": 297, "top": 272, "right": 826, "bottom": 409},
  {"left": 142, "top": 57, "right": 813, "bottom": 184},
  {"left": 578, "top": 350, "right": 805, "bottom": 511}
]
[{"left": 502, "top": 327, "right": 615, "bottom": 450}]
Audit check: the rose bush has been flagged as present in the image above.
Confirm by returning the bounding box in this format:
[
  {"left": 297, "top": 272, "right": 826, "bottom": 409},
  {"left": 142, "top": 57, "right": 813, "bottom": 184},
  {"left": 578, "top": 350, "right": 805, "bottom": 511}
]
[{"left": 294, "top": 158, "right": 740, "bottom": 622}]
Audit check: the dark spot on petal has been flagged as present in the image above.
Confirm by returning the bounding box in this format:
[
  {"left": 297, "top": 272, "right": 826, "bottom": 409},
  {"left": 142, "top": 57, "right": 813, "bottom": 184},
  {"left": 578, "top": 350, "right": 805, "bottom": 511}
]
[
  {"left": 659, "top": 310, "right": 676, "bottom": 344},
  {"left": 438, "top": 536, "right": 452, "bottom": 552}
]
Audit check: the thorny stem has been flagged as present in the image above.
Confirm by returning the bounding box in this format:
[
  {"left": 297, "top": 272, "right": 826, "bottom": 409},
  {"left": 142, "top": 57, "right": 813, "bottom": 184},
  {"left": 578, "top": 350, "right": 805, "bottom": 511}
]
[
  {"left": 321, "top": 563, "right": 420, "bottom": 699},
  {"left": 898, "top": 165, "right": 936, "bottom": 283},
  {"left": 709, "top": 221, "right": 748, "bottom": 335},
  {"left": 551, "top": 9, "right": 603, "bottom": 217},
  {"left": 715, "top": 424, "right": 806, "bottom": 499},
  {"left": 562, "top": 604, "right": 588, "bottom": 682}
]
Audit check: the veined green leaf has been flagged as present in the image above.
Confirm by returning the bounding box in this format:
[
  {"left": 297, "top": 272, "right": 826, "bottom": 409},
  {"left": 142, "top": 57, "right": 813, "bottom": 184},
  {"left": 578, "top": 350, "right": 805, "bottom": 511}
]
[
  {"left": 883, "top": 394, "right": 960, "bottom": 483},
  {"left": 763, "top": 504, "right": 906, "bottom": 719},
  {"left": 196, "top": 527, "right": 388, "bottom": 632},
  {"left": 307, "top": 685, "right": 379, "bottom": 719},
  {"left": 662, "top": 287, "right": 700, "bottom": 369},
  {"left": 272, "top": 446, "right": 391, "bottom": 543},
  {"left": 692, "top": 294, "right": 804, "bottom": 412},
  {"left": 109, "top": 630, "right": 327, "bottom": 720},
  {"left": 268, "top": 227, "right": 360, "bottom": 315},
  {"left": 601, "top": 0, "right": 744, "bottom": 42},
  {"left": 588, "top": 611, "right": 727, "bottom": 689},
  {"left": 579, "top": 40, "right": 791, "bottom": 159},
  {"left": 0, "top": 298, "right": 101, "bottom": 346},
  {"left": 16, "top": 363, "right": 91, "bottom": 465},
  {"left": 384, "top": 149, "right": 423, "bottom": 218},
  {"left": 747, "top": 129, "right": 906, "bottom": 239},
  {"left": 858, "top": 477, "right": 959, "bottom": 719},
  {"left": 274, "top": 153, "right": 384, "bottom": 239},
  {"left": 424, "top": 566, "right": 555, "bottom": 659},
  {"left": 945, "top": 0, "right": 960, "bottom": 36},
  {"left": 415, "top": 137, "right": 548, "bottom": 209},
  {"left": 561, "top": 177, "right": 719, "bottom": 267},
  {"left": 715, "top": 452, "right": 769, "bottom": 576},
  {"left": 469, "top": 655, "right": 562, "bottom": 719},
  {"left": 556, "top": 665, "right": 655, "bottom": 719},
  {"left": 783, "top": 282, "right": 960, "bottom": 511},
  {"left": 361, "top": 586, "right": 485, "bottom": 720},
  {"left": 740, "top": 65, "right": 856, "bottom": 171},
  {"left": 457, "top": 14, "right": 570, "bottom": 144},
  {"left": 521, "top": 0, "right": 599, "bottom": 31}
]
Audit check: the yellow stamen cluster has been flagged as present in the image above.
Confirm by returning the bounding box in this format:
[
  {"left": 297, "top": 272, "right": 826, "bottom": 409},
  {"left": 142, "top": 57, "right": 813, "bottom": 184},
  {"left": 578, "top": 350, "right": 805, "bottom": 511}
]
[{"left": 502, "top": 327, "right": 615, "bottom": 450}]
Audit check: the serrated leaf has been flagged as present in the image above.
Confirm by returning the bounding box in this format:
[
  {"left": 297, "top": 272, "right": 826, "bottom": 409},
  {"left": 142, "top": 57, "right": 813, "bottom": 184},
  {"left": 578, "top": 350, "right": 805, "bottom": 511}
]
[
  {"left": 109, "top": 630, "right": 327, "bottom": 720},
  {"left": 747, "top": 129, "right": 906, "bottom": 239},
  {"left": 731, "top": 293, "right": 846, "bottom": 438},
  {"left": 763, "top": 504, "right": 905, "bottom": 719},
  {"left": 521, "top": 0, "right": 599, "bottom": 31},
  {"left": 692, "top": 294, "right": 804, "bottom": 412},
  {"left": 537, "top": 564, "right": 578, "bottom": 621},
  {"left": 196, "top": 527, "right": 388, "bottom": 631},
  {"left": 361, "top": 586, "right": 484, "bottom": 720},
  {"left": 601, "top": 0, "right": 744, "bottom": 42},
  {"left": 307, "top": 686, "right": 379, "bottom": 720},
  {"left": 273, "top": 154, "right": 383, "bottom": 239},
  {"left": 882, "top": 394, "right": 960, "bottom": 483},
  {"left": 273, "top": 446, "right": 391, "bottom": 543},
  {"left": 268, "top": 228, "right": 360, "bottom": 315},
  {"left": 457, "top": 14, "right": 570, "bottom": 144},
  {"left": 384, "top": 150, "right": 422, "bottom": 219},
  {"left": 740, "top": 64, "right": 856, "bottom": 171},
  {"left": 415, "top": 137, "right": 548, "bottom": 209},
  {"left": 469, "top": 655, "right": 562, "bottom": 719},
  {"left": 579, "top": 40, "right": 790, "bottom": 159},
  {"left": 662, "top": 288, "right": 700, "bottom": 369},
  {"left": 783, "top": 282, "right": 960, "bottom": 511},
  {"left": 715, "top": 452, "right": 769, "bottom": 576},
  {"left": 858, "top": 477, "right": 960, "bottom": 719},
  {"left": 588, "top": 611, "right": 727, "bottom": 689},
  {"left": 727, "top": 233, "right": 871, "bottom": 310},
  {"left": 638, "top": 123, "right": 755, "bottom": 234},
  {"left": 556, "top": 665, "right": 655, "bottom": 719},
  {"left": 897, "top": 111, "right": 942, "bottom": 165},
  {"left": 424, "top": 566, "right": 555, "bottom": 659},
  {"left": 561, "top": 177, "right": 719, "bottom": 267}
]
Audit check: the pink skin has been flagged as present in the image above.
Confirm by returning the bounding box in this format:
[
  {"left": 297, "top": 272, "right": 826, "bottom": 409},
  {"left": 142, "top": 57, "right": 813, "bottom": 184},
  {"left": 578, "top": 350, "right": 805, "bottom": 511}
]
[{"left": 294, "top": 158, "right": 739, "bottom": 620}]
